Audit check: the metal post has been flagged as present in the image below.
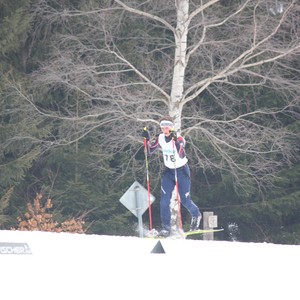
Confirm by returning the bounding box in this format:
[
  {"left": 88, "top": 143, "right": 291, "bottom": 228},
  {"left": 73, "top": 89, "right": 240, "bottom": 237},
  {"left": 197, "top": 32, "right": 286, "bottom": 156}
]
[{"left": 134, "top": 185, "right": 144, "bottom": 238}]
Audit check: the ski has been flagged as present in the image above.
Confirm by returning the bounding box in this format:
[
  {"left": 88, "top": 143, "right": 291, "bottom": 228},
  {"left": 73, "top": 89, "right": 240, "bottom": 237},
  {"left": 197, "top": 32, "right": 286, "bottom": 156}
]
[
  {"left": 145, "top": 228, "right": 224, "bottom": 239},
  {"left": 185, "top": 228, "right": 224, "bottom": 236}
]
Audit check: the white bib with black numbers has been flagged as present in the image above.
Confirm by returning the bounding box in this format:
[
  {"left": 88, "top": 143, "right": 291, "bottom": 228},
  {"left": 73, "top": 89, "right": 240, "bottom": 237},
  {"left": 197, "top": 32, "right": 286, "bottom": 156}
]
[{"left": 158, "top": 134, "right": 188, "bottom": 169}]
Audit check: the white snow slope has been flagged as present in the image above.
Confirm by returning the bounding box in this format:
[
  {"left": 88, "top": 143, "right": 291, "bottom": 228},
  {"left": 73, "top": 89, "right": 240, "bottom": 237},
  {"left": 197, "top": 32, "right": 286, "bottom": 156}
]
[{"left": 0, "top": 230, "right": 299, "bottom": 300}]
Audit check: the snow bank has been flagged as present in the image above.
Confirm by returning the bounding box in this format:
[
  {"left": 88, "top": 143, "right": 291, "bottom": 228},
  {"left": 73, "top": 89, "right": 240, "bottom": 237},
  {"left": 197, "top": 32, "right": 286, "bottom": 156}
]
[{"left": 0, "top": 230, "right": 299, "bottom": 300}]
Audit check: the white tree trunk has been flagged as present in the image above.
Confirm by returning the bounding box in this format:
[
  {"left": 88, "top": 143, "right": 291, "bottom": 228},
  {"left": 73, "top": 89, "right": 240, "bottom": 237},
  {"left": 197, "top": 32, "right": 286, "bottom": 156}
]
[{"left": 170, "top": 0, "right": 190, "bottom": 132}]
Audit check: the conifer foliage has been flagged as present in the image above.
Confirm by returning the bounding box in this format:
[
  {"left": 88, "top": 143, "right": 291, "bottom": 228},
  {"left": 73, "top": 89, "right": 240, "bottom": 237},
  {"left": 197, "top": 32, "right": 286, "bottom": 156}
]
[
  {"left": 14, "top": 193, "right": 85, "bottom": 233},
  {"left": 0, "top": 187, "right": 13, "bottom": 227}
]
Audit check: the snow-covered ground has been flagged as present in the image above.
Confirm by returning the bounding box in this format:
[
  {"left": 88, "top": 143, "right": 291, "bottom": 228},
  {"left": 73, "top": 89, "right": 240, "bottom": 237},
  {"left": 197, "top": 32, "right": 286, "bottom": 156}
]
[{"left": 0, "top": 230, "right": 299, "bottom": 300}]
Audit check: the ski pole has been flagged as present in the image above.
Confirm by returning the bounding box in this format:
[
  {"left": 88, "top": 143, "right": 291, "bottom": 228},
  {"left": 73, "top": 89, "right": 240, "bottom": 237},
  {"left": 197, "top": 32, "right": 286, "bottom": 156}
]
[
  {"left": 143, "top": 130, "right": 153, "bottom": 231},
  {"left": 172, "top": 136, "right": 183, "bottom": 230}
]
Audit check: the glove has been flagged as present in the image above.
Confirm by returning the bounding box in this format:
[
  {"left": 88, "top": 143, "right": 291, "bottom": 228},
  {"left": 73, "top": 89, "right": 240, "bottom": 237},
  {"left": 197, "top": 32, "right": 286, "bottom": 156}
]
[
  {"left": 142, "top": 127, "right": 150, "bottom": 140},
  {"left": 169, "top": 129, "right": 177, "bottom": 141}
]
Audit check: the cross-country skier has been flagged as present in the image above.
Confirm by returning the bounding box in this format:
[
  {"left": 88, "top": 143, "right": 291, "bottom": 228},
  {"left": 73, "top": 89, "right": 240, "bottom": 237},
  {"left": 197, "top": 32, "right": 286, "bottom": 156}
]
[{"left": 142, "top": 116, "right": 201, "bottom": 236}]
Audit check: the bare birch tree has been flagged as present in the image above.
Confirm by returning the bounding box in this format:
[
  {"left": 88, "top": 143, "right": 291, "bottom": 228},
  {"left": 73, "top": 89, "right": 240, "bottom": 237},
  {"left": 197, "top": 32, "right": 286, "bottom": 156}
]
[{"left": 7, "top": 0, "right": 300, "bottom": 193}]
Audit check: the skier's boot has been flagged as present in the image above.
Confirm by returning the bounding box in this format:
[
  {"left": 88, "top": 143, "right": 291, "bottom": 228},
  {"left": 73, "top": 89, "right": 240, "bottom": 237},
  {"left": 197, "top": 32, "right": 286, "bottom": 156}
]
[
  {"left": 190, "top": 214, "right": 202, "bottom": 231},
  {"left": 158, "top": 229, "right": 170, "bottom": 237}
]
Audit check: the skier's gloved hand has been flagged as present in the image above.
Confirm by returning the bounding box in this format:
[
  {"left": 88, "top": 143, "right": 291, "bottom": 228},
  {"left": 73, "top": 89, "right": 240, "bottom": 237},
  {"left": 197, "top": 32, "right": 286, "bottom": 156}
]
[
  {"left": 169, "top": 129, "right": 177, "bottom": 141},
  {"left": 142, "top": 127, "right": 150, "bottom": 140}
]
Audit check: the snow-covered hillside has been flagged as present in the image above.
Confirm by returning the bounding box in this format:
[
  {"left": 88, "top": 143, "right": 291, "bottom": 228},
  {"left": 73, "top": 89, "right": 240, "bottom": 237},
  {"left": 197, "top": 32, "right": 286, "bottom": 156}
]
[{"left": 0, "top": 230, "right": 299, "bottom": 300}]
